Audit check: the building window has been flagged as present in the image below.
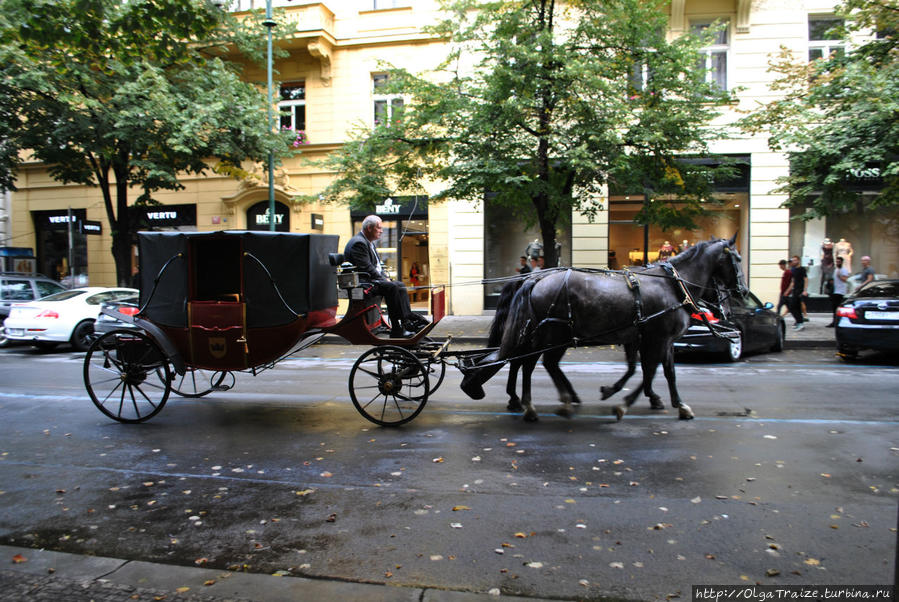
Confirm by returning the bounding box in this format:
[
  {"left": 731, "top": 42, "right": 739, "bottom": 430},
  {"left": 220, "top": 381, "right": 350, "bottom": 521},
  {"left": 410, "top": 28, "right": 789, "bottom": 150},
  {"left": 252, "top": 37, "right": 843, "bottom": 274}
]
[
  {"left": 373, "top": 74, "right": 404, "bottom": 127},
  {"left": 692, "top": 20, "right": 729, "bottom": 90},
  {"left": 278, "top": 81, "right": 305, "bottom": 132},
  {"left": 808, "top": 16, "right": 845, "bottom": 61},
  {"left": 372, "top": 0, "right": 408, "bottom": 8}
]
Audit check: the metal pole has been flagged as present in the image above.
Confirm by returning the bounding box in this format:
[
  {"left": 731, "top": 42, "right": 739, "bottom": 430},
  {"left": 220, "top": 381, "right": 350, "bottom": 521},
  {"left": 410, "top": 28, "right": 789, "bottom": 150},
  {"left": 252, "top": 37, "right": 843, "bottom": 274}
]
[
  {"left": 264, "top": 1, "right": 276, "bottom": 231},
  {"left": 67, "top": 206, "right": 74, "bottom": 284}
]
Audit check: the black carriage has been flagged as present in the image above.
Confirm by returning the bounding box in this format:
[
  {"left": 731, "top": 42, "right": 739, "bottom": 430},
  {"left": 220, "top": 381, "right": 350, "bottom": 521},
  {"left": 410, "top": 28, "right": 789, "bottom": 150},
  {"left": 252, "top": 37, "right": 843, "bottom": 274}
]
[{"left": 83, "top": 230, "right": 449, "bottom": 426}]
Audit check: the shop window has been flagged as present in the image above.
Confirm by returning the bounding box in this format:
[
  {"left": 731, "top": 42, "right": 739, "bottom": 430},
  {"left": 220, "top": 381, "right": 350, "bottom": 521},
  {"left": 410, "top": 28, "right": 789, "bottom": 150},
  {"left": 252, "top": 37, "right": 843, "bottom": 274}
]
[
  {"left": 279, "top": 81, "right": 306, "bottom": 133},
  {"left": 808, "top": 16, "right": 845, "bottom": 61},
  {"left": 692, "top": 20, "right": 729, "bottom": 90}
]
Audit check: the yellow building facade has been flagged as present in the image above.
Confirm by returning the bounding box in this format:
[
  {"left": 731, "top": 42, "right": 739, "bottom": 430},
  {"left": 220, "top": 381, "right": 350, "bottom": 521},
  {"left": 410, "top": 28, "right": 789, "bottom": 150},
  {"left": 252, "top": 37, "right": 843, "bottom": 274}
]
[{"left": 9, "top": 0, "right": 895, "bottom": 314}]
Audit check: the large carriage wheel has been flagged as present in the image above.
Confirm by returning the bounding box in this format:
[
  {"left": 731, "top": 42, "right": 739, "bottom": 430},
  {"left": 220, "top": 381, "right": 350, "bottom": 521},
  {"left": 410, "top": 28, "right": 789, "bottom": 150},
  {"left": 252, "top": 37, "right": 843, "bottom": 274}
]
[
  {"left": 84, "top": 330, "right": 171, "bottom": 423},
  {"left": 349, "top": 345, "right": 429, "bottom": 426},
  {"left": 168, "top": 368, "right": 230, "bottom": 398}
]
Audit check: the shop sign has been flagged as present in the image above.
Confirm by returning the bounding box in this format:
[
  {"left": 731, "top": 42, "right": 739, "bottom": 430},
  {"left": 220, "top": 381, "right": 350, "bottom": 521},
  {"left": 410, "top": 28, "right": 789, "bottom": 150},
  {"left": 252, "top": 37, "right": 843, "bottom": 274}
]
[
  {"left": 130, "top": 204, "right": 197, "bottom": 229},
  {"left": 311, "top": 213, "right": 324, "bottom": 230},
  {"left": 351, "top": 196, "right": 429, "bottom": 220},
  {"left": 246, "top": 200, "right": 290, "bottom": 232},
  {"left": 80, "top": 220, "right": 102, "bottom": 235},
  {"left": 34, "top": 209, "right": 87, "bottom": 231}
]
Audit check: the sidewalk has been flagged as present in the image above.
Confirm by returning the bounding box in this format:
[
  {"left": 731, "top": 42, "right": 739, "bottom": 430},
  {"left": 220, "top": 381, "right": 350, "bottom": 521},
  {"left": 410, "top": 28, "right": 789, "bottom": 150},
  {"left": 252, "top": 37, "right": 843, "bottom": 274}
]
[
  {"left": 425, "top": 312, "right": 835, "bottom": 349},
  {"left": 0, "top": 545, "right": 554, "bottom": 602}
]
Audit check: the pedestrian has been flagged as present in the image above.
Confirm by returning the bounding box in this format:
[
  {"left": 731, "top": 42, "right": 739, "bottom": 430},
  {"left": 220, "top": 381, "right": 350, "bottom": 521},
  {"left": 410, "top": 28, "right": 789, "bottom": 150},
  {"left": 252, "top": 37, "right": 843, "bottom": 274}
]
[
  {"left": 529, "top": 256, "right": 542, "bottom": 272},
  {"left": 343, "top": 215, "right": 429, "bottom": 338},
  {"left": 827, "top": 255, "right": 849, "bottom": 327},
  {"left": 783, "top": 255, "right": 808, "bottom": 331},
  {"left": 518, "top": 255, "right": 531, "bottom": 275},
  {"left": 857, "top": 255, "right": 875, "bottom": 288},
  {"left": 776, "top": 259, "right": 791, "bottom": 317}
]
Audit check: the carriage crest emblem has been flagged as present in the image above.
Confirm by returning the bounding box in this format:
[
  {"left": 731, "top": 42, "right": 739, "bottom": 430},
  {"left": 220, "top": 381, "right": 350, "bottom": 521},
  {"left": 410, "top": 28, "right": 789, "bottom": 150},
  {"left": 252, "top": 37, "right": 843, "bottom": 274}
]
[{"left": 209, "top": 337, "right": 227, "bottom": 359}]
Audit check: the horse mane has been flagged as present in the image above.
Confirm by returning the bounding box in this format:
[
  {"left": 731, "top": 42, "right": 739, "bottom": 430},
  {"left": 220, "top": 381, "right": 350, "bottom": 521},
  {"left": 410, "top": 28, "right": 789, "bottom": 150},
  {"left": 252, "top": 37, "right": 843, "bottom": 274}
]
[
  {"left": 488, "top": 279, "right": 525, "bottom": 346},
  {"left": 499, "top": 277, "right": 539, "bottom": 358}
]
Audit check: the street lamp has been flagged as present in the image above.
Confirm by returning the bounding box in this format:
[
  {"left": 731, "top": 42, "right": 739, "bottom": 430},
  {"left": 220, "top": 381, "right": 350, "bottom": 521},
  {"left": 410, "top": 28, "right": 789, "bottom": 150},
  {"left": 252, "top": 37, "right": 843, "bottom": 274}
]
[{"left": 263, "top": 0, "right": 276, "bottom": 231}]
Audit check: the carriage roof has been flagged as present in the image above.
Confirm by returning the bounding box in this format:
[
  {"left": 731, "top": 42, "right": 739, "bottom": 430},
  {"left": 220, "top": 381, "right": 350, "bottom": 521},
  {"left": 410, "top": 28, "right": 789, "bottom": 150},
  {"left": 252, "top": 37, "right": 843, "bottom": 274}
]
[{"left": 138, "top": 230, "right": 338, "bottom": 329}]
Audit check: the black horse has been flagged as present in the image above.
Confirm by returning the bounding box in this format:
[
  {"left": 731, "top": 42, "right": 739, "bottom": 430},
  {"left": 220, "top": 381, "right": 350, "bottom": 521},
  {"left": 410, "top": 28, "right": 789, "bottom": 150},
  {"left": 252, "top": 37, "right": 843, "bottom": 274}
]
[{"left": 461, "top": 235, "right": 744, "bottom": 421}]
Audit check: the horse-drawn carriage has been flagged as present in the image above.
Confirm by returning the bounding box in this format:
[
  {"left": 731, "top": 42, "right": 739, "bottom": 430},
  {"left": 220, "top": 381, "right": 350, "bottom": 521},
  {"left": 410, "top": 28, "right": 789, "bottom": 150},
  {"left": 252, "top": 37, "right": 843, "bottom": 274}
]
[
  {"left": 83, "top": 230, "right": 743, "bottom": 427},
  {"left": 83, "top": 230, "right": 454, "bottom": 426}
]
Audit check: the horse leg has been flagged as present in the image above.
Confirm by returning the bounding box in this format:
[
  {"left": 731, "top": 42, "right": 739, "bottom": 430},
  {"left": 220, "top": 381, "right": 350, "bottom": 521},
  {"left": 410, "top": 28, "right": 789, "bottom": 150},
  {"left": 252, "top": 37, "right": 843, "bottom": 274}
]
[
  {"left": 538, "top": 347, "right": 580, "bottom": 419},
  {"left": 506, "top": 361, "right": 523, "bottom": 412},
  {"left": 519, "top": 354, "right": 541, "bottom": 422},
  {"left": 660, "top": 344, "right": 693, "bottom": 419},
  {"left": 615, "top": 345, "right": 661, "bottom": 421},
  {"left": 600, "top": 342, "right": 637, "bottom": 400}
]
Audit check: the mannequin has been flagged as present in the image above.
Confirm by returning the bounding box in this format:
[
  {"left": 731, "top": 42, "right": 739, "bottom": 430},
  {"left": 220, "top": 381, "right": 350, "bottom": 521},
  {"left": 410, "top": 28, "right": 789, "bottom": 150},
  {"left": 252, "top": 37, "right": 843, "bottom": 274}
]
[
  {"left": 834, "top": 238, "right": 853, "bottom": 271},
  {"left": 820, "top": 238, "right": 834, "bottom": 294},
  {"left": 658, "top": 240, "right": 675, "bottom": 261}
]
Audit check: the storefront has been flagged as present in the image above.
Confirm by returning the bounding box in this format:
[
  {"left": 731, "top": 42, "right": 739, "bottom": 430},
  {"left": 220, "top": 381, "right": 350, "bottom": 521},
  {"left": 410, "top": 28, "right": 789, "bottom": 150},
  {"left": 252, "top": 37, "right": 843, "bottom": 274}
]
[
  {"left": 130, "top": 204, "right": 198, "bottom": 274},
  {"left": 607, "top": 155, "right": 750, "bottom": 272},
  {"left": 483, "top": 198, "right": 572, "bottom": 309},
  {"left": 350, "top": 196, "right": 429, "bottom": 307},
  {"left": 789, "top": 188, "right": 899, "bottom": 306},
  {"left": 31, "top": 209, "right": 88, "bottom": 285}
]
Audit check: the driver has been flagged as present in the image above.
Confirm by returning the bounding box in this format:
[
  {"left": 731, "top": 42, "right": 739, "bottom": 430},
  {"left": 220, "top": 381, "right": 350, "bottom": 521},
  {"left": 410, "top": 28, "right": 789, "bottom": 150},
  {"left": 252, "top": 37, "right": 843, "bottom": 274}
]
[{"left": 344, "top": 215, "right": 430, "bottom": 338}]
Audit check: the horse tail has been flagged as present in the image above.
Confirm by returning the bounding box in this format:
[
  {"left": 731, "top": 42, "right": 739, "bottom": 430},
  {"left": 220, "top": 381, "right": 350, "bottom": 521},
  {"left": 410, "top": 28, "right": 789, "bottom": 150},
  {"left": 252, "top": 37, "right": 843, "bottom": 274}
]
[
  {"left": 487, "top": 279, "right": 525, "bottom": 347},
  {"left": 498, "top": 277, "right": 539, "bottom": 360}
]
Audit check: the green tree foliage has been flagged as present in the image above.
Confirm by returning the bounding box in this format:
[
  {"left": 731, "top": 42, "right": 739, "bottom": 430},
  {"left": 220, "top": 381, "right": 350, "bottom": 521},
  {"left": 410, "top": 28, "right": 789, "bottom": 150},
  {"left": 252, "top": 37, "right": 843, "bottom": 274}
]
[
  {"left": 315, "top": 0, "right": 734, "bottom": 265},
  {"left": 740, "top": 0, "right": 898, "bottom": 220},
  {"left": 0, "top": 0, "right": 296, "bottom": 284}
]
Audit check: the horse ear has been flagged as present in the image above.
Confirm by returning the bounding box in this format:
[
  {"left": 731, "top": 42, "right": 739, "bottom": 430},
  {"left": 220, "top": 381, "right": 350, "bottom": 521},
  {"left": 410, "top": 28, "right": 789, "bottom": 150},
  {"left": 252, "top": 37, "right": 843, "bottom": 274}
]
[{"left": 728, "top": 233, "right": 737, "bottom": 247}]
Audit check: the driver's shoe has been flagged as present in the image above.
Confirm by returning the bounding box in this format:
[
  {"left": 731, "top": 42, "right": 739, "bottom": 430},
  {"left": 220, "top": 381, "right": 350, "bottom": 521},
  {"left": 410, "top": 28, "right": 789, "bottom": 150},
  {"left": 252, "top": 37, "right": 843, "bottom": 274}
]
[{"left": 390, "top": 325, "right": 414, "bottom": 338}]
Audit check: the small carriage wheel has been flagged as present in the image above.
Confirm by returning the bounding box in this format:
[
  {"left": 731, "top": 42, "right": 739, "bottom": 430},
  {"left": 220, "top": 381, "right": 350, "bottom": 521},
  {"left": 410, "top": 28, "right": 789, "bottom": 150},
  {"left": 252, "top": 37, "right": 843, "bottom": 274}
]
[
  {"left": 349, "top": 345, "right": 429, "bottom": 426},
  {"left": 420, "top": 356, "right": 446, "bottom": 397},
  {"left": 84, "top": 330, "right": 171, "bottom": 423},
  {"left": 167, "top": 368, "right": 230, "bottom": 398}
]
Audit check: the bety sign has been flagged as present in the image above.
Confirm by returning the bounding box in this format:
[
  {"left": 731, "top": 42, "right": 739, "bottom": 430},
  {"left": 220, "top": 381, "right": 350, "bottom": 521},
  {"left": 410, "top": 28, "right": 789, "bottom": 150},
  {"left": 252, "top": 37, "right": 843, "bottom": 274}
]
[
  {"left": 255, "top": 209, "right": 285, "bottom": 225},
  {"left": 376, "top": 198, "right": 402, "bottom": 214}
]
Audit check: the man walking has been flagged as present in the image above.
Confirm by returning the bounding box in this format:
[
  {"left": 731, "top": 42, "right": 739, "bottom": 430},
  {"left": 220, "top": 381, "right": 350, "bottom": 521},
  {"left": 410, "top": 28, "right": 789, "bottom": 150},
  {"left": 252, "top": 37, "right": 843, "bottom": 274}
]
[{"left": 783, "top": 255, "right": 808, "bottom": 331}]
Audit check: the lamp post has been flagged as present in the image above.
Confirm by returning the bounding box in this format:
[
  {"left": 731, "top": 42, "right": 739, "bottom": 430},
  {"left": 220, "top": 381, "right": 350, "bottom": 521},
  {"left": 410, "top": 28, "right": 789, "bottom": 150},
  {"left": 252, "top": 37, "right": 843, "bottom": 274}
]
[{"left": 263, "top": 1, "right": 276, "bottom": 231}]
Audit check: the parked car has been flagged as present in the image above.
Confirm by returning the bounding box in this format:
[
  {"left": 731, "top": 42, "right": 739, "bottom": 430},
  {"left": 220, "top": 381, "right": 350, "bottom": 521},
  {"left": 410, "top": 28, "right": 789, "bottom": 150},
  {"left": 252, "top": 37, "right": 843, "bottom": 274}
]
[
  {"left": 93, "top": 294, "right": 141, "bottom": 337},
  {"left": 835, "top": 279, "right": 899, "bottom": 359},
  {"left": 0, "top": 273, "right": 66, "bottom": 347},
  {"left": 3, "top": 287, "right": 137, "bottom": 351},
  {"left": 674, "top": 289, "right": 785, "bottom": 361}
]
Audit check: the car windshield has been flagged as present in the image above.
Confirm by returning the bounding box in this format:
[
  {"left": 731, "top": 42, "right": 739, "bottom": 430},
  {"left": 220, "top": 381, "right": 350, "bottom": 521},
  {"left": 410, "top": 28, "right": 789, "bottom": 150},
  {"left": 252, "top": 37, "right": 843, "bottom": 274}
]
[
  {"left": 37, "top": 290, "right": 86, "bottom": 302},
  {"left": 853, "top": 282, "right": 899, "bottom": 298}
]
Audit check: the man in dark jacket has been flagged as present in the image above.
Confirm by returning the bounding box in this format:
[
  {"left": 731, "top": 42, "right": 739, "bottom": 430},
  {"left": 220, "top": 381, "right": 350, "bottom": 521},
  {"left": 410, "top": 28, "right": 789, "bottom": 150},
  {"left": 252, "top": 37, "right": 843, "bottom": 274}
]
[{"left": 344, "top": 215, "right": 429, "bottom": 338}]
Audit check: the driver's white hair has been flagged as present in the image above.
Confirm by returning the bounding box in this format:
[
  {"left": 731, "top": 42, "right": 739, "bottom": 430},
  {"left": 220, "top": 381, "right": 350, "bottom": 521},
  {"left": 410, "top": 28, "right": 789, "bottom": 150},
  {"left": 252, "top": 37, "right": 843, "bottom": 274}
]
[{"left": 362, "top": 215, "right": 381, "bottom": 232}]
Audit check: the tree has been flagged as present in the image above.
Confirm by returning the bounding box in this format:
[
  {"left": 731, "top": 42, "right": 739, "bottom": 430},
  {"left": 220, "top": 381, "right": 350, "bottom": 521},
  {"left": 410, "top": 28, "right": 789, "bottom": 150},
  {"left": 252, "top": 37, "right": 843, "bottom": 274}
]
[
  {"left": 0, "top": 0, "right": 297, "bottom": 285},
  {"left": 315, "top": 0, "right": 734, "bottom": 266},
  {"left": 740, "top": 0, "right": 898, "bottom": 220}
]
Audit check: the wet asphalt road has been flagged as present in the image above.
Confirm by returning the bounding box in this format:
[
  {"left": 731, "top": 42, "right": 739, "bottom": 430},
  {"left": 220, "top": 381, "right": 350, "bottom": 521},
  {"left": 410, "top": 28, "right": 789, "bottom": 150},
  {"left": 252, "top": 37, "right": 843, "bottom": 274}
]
[{"left": 0, "top": 344, "right": 897, "bottom": 601}]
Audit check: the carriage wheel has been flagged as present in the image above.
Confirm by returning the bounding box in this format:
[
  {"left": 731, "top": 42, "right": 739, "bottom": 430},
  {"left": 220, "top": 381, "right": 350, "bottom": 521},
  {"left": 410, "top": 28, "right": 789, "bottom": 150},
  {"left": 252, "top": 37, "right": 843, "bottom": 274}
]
[
  {"left": 421, "top": 357, "right": 446, "bottom": 396},
  {"left": 84, "top": 330, "right": 171, "bottom": 423},
  {"left": 168, "top": 368, "right": 230, "bottom": 398},
  {"left": 349, "top": 345, "right": 429, "bottom": 426}
]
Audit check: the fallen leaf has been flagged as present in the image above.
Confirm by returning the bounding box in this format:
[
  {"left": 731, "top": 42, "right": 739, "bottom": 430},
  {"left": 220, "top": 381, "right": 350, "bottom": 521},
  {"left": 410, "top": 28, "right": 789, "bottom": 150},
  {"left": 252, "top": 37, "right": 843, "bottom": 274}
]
[
  {"left": 820, "top": 473, "right": 831, "bottom": 478},
  {"left": 804, "top": 558, "right": 820, "bottom": 566},
  {"left": 12, "top": 554, "right": 26, "bottom": 564},
  {"left": 194, "top": 557, "right": 208, "bottom": 565},
  {"left": 526, "top": 561, "right": 543, "bottom": 568},
  {"left": 384, "top": 571, "right": 393, "bottom": 578},
  {"left": 326, "top": 513, "right": 337, "bottom": 523},
  {"left": 765, "top": 569, "right": 780, "bottom": 577},
  {"left": 203, "top": 579, "right": 216, "bottom": 586},
  {"left": 295, "top": 489, "right": 315, "bottom": 496},
  {"left": 432, "top": 457, "right": 444, "bottom": 463},
  {"left": 609, "top": 562, "right": 624, "bottom": 569},
  {"left": 514, "top": 532, "right": 528, "bottom": 538},
  {"left": 176, "top": 587, "right": 190, "bottom": 593},
  {"left": 452, "top": 505, "right": 471, "bottom": 511},
  {"left": 320, "top": 472, "right": 333, "bottom": 478}
]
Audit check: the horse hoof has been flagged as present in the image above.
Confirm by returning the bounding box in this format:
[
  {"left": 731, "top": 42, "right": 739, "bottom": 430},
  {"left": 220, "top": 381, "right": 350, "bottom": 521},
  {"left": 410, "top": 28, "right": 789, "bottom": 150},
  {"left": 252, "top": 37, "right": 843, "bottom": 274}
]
[
  {"left": 650, "top": 401, "right": 665, "bottom": 410},
  {"left": 678, "top": 407, "right": 694, "bottom": 420},
  {"left": 524, "top": 411, "right": 539, "bottom": 422},
  {"left": 507, "top": 400, "right": 523, "bottom": 412},
  {"left": 613, "top": 406, "right": 625, "bottom": 421},
  {"left": 554, "top": 405, "right": 573, "bottom": 419},
  {"left": 600, "top": 386, "right": 615, "bottom": 400}
]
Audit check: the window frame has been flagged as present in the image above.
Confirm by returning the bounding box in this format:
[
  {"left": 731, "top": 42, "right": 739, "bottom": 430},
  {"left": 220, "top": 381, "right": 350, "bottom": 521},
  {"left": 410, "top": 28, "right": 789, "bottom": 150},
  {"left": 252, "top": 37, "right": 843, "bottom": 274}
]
[
  {"left": 691, "top": 19, "right": 730, "bottom": 91},
  {"left": 372, "top": 73, "right": 404, "bottom": 127},
  {"left": 278, "top": 81, "right": 306, "bottom": 133},
  {"left": 808, "top": 15, "right": 846, "bottom": 61}
]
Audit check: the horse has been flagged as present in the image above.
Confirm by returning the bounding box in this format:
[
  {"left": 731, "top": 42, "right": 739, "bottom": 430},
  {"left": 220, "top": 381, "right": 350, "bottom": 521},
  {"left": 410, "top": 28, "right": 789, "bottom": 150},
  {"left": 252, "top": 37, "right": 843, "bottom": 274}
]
[{"left": 460, "top": 235, "right": 744, "bottom": 422}]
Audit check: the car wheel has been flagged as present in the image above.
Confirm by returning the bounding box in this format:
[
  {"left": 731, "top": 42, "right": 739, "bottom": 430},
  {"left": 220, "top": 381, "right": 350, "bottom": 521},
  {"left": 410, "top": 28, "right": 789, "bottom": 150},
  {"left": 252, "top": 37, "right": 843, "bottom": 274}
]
[
  {"left": 724, "top": 330, "right": 743, "bottom": 362},
  {"left": 771, "top": 323, "right": 784, "bottom": 352},
  {"left": 70, "top": 319, "right": 95, "bottom": 352},
  {"left": 0, "top": 325, "right": 8, "bottom": 348}
]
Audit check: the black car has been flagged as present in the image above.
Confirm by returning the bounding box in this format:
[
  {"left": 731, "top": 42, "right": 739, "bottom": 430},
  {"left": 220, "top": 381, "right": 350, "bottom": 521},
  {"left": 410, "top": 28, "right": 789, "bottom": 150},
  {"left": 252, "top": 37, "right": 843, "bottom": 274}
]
[
  {"left": 835, "top": 279, "right": 899, "bottom": 359},
  {"left": 674, "top": 289, "right": 785, "bottom": 361},
  {"left": 93, "top": 294, "right": 140, "bottom": 336}
]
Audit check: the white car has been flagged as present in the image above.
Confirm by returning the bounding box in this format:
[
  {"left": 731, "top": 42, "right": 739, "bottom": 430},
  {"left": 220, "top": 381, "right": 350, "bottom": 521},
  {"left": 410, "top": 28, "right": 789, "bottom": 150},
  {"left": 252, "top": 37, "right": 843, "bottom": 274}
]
[{"left": 3, "top": 287, "right": 138, "bottom": 351}]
